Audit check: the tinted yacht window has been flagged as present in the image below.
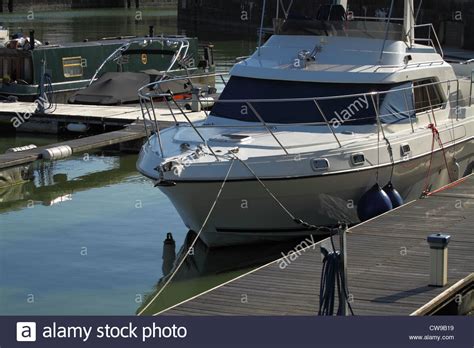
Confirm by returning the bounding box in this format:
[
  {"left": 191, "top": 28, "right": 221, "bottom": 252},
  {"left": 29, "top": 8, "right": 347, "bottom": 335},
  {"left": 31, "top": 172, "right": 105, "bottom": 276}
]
[
  {"left": 413, "top": 79, "right": 444, "bottom": 113},
  {"left": 211, "top": 77, "right": 415, "bottom": 125}
]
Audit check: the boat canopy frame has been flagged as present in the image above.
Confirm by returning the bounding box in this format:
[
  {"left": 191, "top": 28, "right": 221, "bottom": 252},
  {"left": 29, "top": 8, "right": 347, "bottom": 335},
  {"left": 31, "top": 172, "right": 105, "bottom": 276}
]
[
  {"left": 261, "top": 0, "right": 443, "bottom": 60},
  {"left": 88, "top": 37, "right": 191, "bottom": 86},
  {"left": 138, "top": 73, "right": 462, "bottom": 159}
]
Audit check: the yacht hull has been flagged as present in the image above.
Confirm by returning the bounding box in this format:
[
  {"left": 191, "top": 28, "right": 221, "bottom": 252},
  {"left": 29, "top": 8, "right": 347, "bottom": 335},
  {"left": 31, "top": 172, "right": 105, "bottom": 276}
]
[{"left": 155, "top": 140, "right": 473, "bottom": 247}]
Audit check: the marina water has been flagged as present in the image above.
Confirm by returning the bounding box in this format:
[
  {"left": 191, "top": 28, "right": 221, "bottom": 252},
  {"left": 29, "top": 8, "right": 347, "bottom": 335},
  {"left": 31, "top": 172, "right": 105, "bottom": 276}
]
[{"left": 0, "top": 8, "right": 267, "bottom": 315}]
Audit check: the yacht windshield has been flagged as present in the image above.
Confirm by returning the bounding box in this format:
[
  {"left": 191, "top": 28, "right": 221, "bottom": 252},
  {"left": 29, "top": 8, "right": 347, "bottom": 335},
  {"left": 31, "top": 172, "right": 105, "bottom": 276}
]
[
  {"left": 278, "top": 19, "right": 403, "bottom": 41},
  {"left": 211, "top": 77, "right": 415, "bottom": 125},
  {"left": 273, "top": 2, "right": 404, "bottom": 40}
]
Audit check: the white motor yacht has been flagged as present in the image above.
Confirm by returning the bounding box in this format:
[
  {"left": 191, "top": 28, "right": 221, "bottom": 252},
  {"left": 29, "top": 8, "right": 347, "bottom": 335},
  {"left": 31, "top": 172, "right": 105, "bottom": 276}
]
[{"left": 137, "top": 0, "right": 473, "bottom": 247}]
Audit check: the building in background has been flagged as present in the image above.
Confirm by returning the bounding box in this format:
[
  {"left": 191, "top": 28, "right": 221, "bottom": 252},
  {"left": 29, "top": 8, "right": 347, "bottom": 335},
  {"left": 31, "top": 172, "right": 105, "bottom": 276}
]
[
  {"left": 0, "top": 0, "right": 177, "bottom": 12},
  {"left": 1, "top": 0, "right": 472, "bottom": 50},
  {"left": 177, "top": 0, "right": 474, "bottom": 50}
]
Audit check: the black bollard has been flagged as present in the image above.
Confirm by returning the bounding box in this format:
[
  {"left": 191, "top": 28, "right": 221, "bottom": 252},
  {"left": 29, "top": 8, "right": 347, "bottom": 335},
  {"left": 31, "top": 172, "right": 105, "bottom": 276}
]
[
  {"left": 149, "top": 25, "right": 154, "bottom": 38},
  {"left": 162, "top": 233, "right": 176, "bottom": 277},
  {"left": 135, "top": 0, "right": 139, "bottom": 9},
  {"left": 7, "top": 0, "right": 12, "bottom": 13},
  {"left": 29, "top": 30, "right": 35, "bottom": 50},
  {"left": 0, "top": 0, "right": 3, "bottom": 13},
  {"left": 127, "top": 0, "right": 131, "bottom": 8}
]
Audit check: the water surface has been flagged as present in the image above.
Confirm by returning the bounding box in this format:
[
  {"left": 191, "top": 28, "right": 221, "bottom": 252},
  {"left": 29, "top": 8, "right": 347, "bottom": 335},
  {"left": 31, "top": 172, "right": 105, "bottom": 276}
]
[{"left": 0, "top": 9, "right": 294, "bottom": 315}]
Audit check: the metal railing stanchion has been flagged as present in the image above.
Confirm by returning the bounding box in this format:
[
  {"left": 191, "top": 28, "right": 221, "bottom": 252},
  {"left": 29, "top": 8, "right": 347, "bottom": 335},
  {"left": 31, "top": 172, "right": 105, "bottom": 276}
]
[
  {"left": 168, "top": 96, "right": 220, "bottom": 161},
  {"left": 402, "top": 90, "right": 415, "bottom": 133},
  {"left": 246, "top": 102, "right": 289, "bottom": 155},
  {"left": 160, "top": 90, "right": 179, "bottom": 126},
  {"left": 425, "top": 85, "right": 438, "bottom": 127},
  {"left": 313, "top": 99, "right": 342, "bottom": 148},
  {"left": 137, "top": 75, "right": 460, "bottom": 157},
  {"left": 139, "top": 98, "right": 150, "bottom": 137}
]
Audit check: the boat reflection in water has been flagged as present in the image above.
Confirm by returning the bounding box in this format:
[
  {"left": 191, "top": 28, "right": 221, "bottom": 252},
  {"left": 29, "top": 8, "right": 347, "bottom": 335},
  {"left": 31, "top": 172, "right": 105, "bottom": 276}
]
[
  {"left": 137, "top": 231, "right": 323, "bottom": 315},
  {"left": 0, "top": 153, "right": 136, "bottom": 212}
]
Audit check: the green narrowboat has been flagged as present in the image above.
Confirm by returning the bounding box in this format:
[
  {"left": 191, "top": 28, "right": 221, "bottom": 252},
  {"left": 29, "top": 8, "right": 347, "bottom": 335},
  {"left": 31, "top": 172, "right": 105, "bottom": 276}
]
[{"left": 0, "top": 33, "right": 215, "bottom": 104}]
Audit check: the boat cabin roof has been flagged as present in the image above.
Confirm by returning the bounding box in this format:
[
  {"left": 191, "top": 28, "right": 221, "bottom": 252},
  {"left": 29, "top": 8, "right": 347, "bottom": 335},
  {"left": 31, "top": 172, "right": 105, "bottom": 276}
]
[
  {"left": 232, "top": 35, "right": 450, "bottom": 85},
  {"left": 0, "top": 35, "right": 195, "bottom": 55}
]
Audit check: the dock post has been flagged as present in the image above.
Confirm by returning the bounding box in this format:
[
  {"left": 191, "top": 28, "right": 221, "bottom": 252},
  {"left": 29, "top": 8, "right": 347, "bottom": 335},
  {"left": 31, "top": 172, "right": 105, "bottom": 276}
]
[
  {"left": 29, "top": 30, "right": 35, "bottom": 50},
  {"left": 339, "top": 225, "right": 349, "bottom": 315},
  {"left": 162, "top": 233, "right": 176, "bottom": 277},
  {"left": 427, "top": 233, "right": 451, "bottom": 287},
  {"left": 191, "top": 87, "right": 202, "bottom": 112},
  {"left": 35, "top": 60, "right": 47, "bottom": 114},
  {"left": 318, "top": 225, "right": 350, "bottom": 316}
]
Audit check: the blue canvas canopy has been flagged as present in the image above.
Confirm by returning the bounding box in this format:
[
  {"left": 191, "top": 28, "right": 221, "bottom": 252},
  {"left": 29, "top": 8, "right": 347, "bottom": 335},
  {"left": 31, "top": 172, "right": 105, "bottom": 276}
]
[
  {"left": 211, "top": 77, "right": 415, "bottom": 125},
  {"left": 379, "top": 82, "right": 416, "bottom": 124}
]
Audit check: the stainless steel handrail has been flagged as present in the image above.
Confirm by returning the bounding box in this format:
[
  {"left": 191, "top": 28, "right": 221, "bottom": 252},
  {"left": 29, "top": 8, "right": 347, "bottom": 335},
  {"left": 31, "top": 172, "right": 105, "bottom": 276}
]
[
  {"left": 374, "top": 60, "right": 445, "bottom": 72},
  {"left": 138, "top": 74, "right": 463, "bottom": 157},
  {"left": 313, "top": 99, "right": 342, "bottom": 148},
  {"left": 351, "top": 16, "right": 404, "bottom": 22},
  {"left": 89, "top": 37, "right": 191, "bottom": 87},
  {"left": 139, "top": 72, "right": 228, "bottom": 99},
  {"left": 414, "top": 23, "right": 444, "bottom": 58},
  {"left": 247, "top": 102, "right": 289, "bottom": 154},
  {"left": 140, "top": 74, "right": 457, "bottom": 104},
  {"left": 166, "top": 39, "right": 190, "bottom": 73},
  {"left": 89, "top": 41, "right": 131, "bottom": 86}
]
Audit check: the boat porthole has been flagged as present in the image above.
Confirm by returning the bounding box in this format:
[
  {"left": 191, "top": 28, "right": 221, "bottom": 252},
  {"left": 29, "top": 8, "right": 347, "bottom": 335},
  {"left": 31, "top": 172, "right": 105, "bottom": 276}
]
[
  {"left": 351, "top": 153, "right": 366, "bottom": 166},
  {"left": 311, "top": 158, "right": 330, "bottom": 172}
]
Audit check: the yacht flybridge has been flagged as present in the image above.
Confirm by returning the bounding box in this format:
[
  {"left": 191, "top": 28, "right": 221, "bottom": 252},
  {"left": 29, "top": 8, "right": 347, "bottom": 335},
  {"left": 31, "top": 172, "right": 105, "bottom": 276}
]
[{"left": 137, "top": 0, "right": 473, "bottom": 247}]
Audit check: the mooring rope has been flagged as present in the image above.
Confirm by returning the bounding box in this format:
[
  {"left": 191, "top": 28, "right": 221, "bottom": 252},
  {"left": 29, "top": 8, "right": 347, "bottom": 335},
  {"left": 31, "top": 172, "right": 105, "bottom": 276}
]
[
  {"left": 230, "top": 153, "right": 353, "bottom": 315},
  {"left": 230, "top": 153, "right": 338, "bottom": 234},
  {"left": 318, "top": 233, "right": 355, "bottom": 316},
  {"left": 422, "top": 123, "right": 454, "bottom": 196},
  {"left": 141, "top": 151, "right": 342, "bottom": 315},
  {"left": 138, "top": 158, "right": 236, "bottom": 316}
]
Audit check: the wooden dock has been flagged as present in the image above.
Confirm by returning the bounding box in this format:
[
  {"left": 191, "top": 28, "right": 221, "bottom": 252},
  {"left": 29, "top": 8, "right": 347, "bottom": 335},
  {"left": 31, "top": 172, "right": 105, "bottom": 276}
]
[
  {"left": 0, "top": 102, "right": 206, "bottom": 171},
  {"left": 0, "top": 101, "right": 206, "bottom": 130},
  {"left": 159, "top": 175, "right": 474, "bottom": 316},
  {"left": 0, "top": 102, "right": 143, "bottom": 126},
  {"left": 0, "top": 122, "right": 149, "bottom": 170}
]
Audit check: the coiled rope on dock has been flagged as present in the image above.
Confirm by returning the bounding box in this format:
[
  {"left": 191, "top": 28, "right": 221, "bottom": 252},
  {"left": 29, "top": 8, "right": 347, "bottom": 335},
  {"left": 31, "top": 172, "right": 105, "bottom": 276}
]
[
  {"left": 231, "top": 153, "right": 354, "bottom": 316},
  {"left": 318, "top": 233, "right": 355, "bottom": 316},
  {"left": 140, "top": 151, "right": 344, "bottom": 315}
]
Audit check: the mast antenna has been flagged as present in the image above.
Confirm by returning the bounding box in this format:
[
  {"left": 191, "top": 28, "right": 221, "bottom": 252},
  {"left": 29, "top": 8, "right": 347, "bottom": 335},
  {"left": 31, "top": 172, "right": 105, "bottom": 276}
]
[
  {"left": 403, "top": 0, "right": 415, "bottom": 47},
  {"left": 258, "top": 0, "right": 267, "bottom": 56},
  {"left": 378, "top": 0, "right": 395, "bottom": 64}
]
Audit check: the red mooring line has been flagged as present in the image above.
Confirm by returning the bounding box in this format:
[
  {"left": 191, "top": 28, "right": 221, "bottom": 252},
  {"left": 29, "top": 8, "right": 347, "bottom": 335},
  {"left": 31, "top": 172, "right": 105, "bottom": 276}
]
[{"left": 426, "top": 175, "right": 471, "bottom": 196}]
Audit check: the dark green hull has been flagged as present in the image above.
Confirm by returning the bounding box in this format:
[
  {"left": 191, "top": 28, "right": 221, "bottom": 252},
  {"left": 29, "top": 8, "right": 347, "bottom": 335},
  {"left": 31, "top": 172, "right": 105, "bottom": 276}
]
[{"left": 0, "top": 36, "right": 215, "bottom": 102}]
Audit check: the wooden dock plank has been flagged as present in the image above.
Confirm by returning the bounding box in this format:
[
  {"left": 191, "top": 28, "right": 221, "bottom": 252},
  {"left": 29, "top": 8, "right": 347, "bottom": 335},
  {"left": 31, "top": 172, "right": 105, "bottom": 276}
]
[
  {"left": 161, "top": 175, "right": 474, "bottom": 316},
  {"left": 0, "top": 103, "right": 205, "bottom": 169},
  {"left": 0, "top": 101, "right": 206, "bottom": 124},
  {"left": 0, "top": 122, "right": 149, "bottom": 169},
  {"left": 0, "top": 102, "right": 206, "bottom": 170}
]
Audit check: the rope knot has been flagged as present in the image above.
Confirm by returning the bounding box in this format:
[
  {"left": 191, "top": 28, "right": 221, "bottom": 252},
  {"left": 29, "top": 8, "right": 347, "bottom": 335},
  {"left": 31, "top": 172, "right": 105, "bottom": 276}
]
[{"left": 428, "top": 123, "right": 439, "bottom": 136}]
